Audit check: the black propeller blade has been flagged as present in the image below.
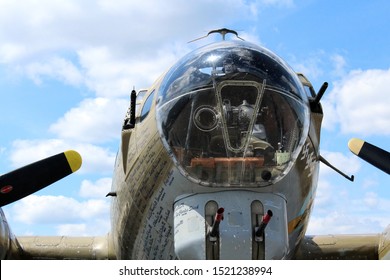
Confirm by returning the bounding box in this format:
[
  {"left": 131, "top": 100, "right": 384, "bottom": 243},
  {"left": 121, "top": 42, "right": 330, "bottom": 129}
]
[
  {"left": 0, "top": 150, "right": 82, "bottom": 207},
  {"left": 348, "top": 138, "right": 390, "bottom": 174}
]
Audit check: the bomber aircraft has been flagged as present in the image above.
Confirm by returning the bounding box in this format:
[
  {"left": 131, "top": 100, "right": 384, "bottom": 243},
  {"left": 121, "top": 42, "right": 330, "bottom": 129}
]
[{"left": 0, "top": 29, "right": 389, "bottom": 260}]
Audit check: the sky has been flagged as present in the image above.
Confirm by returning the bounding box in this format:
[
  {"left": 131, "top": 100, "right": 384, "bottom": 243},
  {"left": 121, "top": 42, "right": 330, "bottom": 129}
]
[{"left": 0, "top": 0, "right": 389, "bottom": 237}]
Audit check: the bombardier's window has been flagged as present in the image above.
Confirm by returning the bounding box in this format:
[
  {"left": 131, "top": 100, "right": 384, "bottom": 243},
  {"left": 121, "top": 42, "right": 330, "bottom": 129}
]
[{"left": 140, "top": 90, "right": 155, "bottom": 122}]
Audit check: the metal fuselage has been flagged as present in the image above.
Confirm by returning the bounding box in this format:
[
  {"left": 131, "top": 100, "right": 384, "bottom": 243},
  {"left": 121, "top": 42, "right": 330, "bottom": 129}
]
[{"left": 109, "top": 41, "right": 323, "bottom": 260}]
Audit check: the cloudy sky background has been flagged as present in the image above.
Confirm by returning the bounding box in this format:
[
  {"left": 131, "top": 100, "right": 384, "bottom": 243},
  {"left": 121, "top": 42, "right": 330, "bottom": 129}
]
[{"left": 0, "top": 0, "right": 389, "bottom": 237}]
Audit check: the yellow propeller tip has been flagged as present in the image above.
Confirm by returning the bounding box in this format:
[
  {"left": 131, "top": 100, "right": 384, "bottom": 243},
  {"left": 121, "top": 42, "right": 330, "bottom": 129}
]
[
  {"left": 348, "top": 138, "right": 364, "bottom": 156},
  {"left": 64, "top": 150, "right": 82, "bottom": 172}
]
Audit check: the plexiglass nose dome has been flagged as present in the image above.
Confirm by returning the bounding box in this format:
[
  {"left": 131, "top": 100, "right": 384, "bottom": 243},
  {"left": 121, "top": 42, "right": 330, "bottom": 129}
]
[{"left": 156, "top": 41, "right": 309, "bottom": 187}]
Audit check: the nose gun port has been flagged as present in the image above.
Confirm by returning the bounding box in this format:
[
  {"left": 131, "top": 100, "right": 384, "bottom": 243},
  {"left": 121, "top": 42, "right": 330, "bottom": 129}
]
[
  {"left": 209, "top": 207, "right": 224, "bottom": 242},
  {"left": 255, "top": 210, "right": 273, "bottom": 242}
]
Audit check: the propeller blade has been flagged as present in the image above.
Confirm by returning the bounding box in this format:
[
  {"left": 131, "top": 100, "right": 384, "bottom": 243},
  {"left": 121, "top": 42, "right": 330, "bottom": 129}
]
[
  {"left": 0, "top": 150, "right": 82, "bottom": 207},
  {"left": 348, "top": 138, "right": 390, "bottom": 174}
]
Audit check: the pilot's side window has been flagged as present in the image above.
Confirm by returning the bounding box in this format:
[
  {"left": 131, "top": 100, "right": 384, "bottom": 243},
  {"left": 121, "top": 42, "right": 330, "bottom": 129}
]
[
  {"left": 303, "top": 85, "right": 315, "bottom": 98},
  {"left": 140, "top": 90, "right": 155, "bottom": 122}
]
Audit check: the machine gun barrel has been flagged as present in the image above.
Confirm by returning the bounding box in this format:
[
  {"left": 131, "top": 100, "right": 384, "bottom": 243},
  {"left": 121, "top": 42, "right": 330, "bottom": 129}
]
[
  {"left": 209, "top": 208, "right": 224, "bottom": 239},
  {"left": 255, "top": 210, "right": 273, "bottom": 241}
]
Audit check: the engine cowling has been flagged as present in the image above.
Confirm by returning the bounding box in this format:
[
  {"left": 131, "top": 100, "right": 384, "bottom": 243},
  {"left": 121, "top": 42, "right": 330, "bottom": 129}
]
[
  {"left": 379, "top": 225, "right": 390, "bottom": 260},
  {"left": 0, "top": 209, "right": 22, "bottom": 259}
]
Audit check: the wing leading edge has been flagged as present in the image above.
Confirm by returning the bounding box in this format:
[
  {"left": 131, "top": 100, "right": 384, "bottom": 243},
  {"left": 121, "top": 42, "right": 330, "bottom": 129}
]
[
  {"left": 15, "top": 235, "right": 116, "bottom": 260},
  {"left": 296, "top": 226, "right": 390, "bottom": 260}
]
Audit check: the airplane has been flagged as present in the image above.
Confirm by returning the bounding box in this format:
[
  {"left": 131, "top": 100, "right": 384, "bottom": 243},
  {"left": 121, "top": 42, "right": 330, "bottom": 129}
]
[{"left": 0, "top": 29, "right": 389, "bottom": 260}]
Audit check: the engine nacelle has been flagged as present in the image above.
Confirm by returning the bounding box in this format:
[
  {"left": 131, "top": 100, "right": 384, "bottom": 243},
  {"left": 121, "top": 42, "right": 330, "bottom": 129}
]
[
  {"left": 0, "top": 209, "right": 21, "bottom": 259},
  {"left": 1, "top": 208, "right": 115, "bottom": 260},
  {"left": 379, "top": 225, "right": 390, "bottom": 260}
]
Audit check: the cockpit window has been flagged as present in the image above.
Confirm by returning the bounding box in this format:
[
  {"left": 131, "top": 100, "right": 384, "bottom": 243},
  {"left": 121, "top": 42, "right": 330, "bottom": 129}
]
[
  {"left": 140, "top": 90, "right": 155, "bottom": 122},
  {"left": 156, "top": 41, "right": 309, "bottom": 187}
]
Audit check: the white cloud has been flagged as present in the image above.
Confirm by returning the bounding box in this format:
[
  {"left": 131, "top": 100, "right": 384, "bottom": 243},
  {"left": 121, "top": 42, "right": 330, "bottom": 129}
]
[
  {"left": 56, "top": 224, "right": 88, "bottom": 236},
  {"left": 23, "top": 56, "right": 84, "bottom": 86},
  {"left": 0, "top": 43, "right": 28, "bottom": 64},
  {"left": 330, "top": 54, "right": 347, "bottom": 78},
  {"left": 56, "top": 219, "right": 111, "bottom": 236},
  {"left": 291, "top": 51, "right": 348, "bottom": 83},
  {"left": 74, "top": 144, "right": 116, "bottom": 174},
  {"left": 308, "top": 205, "right": 390, "bottom": 235},
  {"left": 308, "top": 182, "right": 390, "bottom": 235},
  {"left": 322, "top": 68, "right": 390, "bottom": 136},
  {"left": 10, "top": 139, "right": 116, "bottom": 174},
  {"left": 308, "top": 150, "right": 390, "bottom": 235},
  {"left": 10, "top": 139, "right": 70, "bottom": 166},
  {"left": 362, "top": 191, "right": 390, "bottom": 211},
  {"left": 12, "top": 195, "right": 110, "bottom": 225},
  {"left": 49, "top": 97, "right": 128, "bottom": 143},
  {"left": 0, "top": 0, "right": 83, "bottom": 61},
  {"left": 307, "top": 210, "right": 381, "bottom": 235},
  {"left": 293, "top": 54, "right": 324, "bottom": 81},
  {"left": 364, "top": 191, "right": 379, "bottom": 208},
  {"left": 311, "top": 179, "right": 334, "bottom": 208},
  {"left": 0, "top": 0, "right": 261, "bottom": 99},
  {"left": 361, "top": 178, "right": 379, "bottom": 190},
  {"left": 319, "top": 150, "right": 361, "bottom": 177},
  {"left": 9, "top": 194, "right": 111, "bottom": 236},
  {"left": 77, "top": 46, "right": 182, "bottom": 97},
  {"left": 0, "top": 0, "right": 255, "bottom": 63},
  {"left": 79, "top": 178, "right": 112, "bottom": 198}
]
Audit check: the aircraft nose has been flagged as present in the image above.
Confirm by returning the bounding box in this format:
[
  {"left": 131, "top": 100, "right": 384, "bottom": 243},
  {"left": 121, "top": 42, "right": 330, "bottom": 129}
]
[{"left": 156, "top": 41, "right": 309, "bottom": 187}]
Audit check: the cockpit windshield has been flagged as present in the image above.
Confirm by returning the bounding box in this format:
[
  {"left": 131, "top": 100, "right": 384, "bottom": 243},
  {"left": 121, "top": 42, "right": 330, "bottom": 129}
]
[{"left": 156, "top": 41, "right": 309, "bottom": 187}]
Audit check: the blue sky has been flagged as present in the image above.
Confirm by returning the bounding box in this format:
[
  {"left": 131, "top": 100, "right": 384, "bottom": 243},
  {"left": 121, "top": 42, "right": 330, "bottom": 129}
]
[{"left": 0, "top": 0, "right": 389, "bottom": 237}]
